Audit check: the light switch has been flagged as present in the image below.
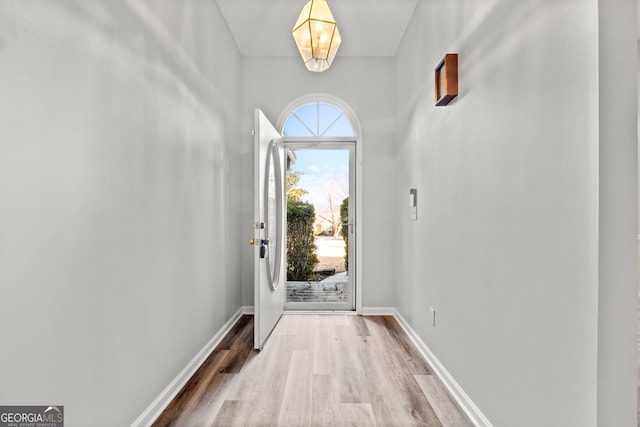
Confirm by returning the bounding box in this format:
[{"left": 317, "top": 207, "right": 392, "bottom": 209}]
[{"left": 409, "top": 188, "right": 417, "bottom": 220}]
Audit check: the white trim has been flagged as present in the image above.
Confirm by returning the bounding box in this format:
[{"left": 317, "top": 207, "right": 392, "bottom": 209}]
[
  {"left": 276, "top": 93, "right": 363, "bottom": 316},
  {"left": 282, "top": 141, "right": 356, "bottom": 313},
  {"left": 275, "top": 94, "right": 363, "bottom": 138},
  {"left": 286, "top": 303, "right": 355, "bottom": 311},
  {"left": 392, "top": 309, "right": 493, "bottom": 427},
  {"left": 130, "top": 307, "right": 245, "bottom": 427},
  {"left": 284, "top": 310, "right": 359, "bottom": 315},
  {"left": 360, "top": 306, "right": 396, "bottom": 315}
]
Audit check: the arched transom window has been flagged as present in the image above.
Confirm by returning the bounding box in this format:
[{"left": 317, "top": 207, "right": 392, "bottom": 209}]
[{"left": 283, "top": 102, "right": 355, "bottom": 138}]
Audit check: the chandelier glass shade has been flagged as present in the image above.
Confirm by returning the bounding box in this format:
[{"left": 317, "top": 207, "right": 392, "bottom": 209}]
[{"left": 292, "top": 0, "right": 341, "bottom": 72}]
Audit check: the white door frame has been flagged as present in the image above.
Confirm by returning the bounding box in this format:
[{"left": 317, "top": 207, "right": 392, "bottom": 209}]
[
  {"left": 277, "top": 94, "right": 363, "bottom": 314},
  {"left": 283, "top": 140, "right": 356, "bottom": 311}
]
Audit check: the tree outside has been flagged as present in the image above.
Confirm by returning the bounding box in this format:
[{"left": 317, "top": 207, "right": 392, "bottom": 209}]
[
  {"left": 340, "top": 197, "right": 349, "bottom": 272},
  {"left": 286, "top": 170, "right": 318, "bottom": 281}
]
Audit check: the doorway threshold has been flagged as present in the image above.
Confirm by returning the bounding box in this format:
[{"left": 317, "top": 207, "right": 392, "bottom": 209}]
[{"left": 284, "top": 310, "right": 358, "bottom": 315}]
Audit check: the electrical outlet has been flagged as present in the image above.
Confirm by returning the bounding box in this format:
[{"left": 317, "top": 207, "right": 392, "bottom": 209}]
[{"left": 429, "top": 307, "right": 436, "bottom": 327}]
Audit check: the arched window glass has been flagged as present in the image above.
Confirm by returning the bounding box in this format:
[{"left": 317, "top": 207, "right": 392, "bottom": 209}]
[{"left": 283, "top": 102, "right": 355, "bottom": 137}]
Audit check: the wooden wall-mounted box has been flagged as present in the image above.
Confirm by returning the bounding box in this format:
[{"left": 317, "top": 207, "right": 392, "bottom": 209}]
[{"left": 435, "top": 53, "right": 458, "bottom": 106}]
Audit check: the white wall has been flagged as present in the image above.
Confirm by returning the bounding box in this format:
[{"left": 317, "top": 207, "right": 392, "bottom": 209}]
[
  {"left": 393, "top": 0, "right": 636, "bottom": 425},
  {"left": 596, "top": 0, "right": 638, "bottom": 423},
  {"left": 0, "top": 2, "right": 242, "bottom": 425},
  {"left": 240, "top": 56, "right": 396, "bottom": 309}
]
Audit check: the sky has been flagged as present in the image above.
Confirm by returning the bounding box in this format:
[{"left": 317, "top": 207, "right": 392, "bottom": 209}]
[
  {"left": 283, "top": 103, "right": 354, "bottom": 138},
  {"left": 289, "top": 149, "right": 349, "bottom": 212},
  {"left": 284, "top": 102, "right": 353, "bottom": 212}
]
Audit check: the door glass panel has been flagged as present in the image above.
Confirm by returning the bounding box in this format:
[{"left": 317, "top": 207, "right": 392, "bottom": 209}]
[
  {"left": 265, "top": 141, "right": 282, "bottom": 289},
  {"left": 285, "top": 148, "right": 352, "bottom": 307}
]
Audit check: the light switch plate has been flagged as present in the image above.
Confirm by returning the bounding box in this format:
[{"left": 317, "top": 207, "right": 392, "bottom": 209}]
[{"left": 410, "top": 188, "right": 417, "bottom": 221}]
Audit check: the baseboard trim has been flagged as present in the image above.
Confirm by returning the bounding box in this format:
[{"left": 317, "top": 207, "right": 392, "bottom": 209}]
[
  {"left": 392, "top": 309, "right": 493, "bottom": 427},
  {"left": 360, "top": 306, "right": 396, "bottom": 315},
  {"left": 130, "top": 307, "right": 245, "bottom": 427}
]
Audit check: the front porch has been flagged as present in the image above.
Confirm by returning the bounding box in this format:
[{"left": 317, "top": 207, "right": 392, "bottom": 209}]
[{"left": 286, "top": 272, "right": 349, "bottom": 303}]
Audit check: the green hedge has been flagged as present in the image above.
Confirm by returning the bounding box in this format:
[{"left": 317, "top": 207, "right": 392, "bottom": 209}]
[
  {"left": 340, "top": 197, "right": 349, "bottom": 272},
  {"left": 287, "top": 200, "right": 318, "bottom": 281}
]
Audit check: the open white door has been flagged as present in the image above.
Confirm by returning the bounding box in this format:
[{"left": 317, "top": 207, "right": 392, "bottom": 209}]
[{"left": 252, "top": 109, "right": 285, "bottom": 350}]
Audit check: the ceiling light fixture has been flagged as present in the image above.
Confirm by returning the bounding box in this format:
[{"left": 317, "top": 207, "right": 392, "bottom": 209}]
[{"left": 292, "top": 0, "right": 342, "bottom": 72}]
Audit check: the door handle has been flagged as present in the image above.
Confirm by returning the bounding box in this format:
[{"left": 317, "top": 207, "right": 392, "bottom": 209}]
[
  {"left": 259, "top": 239, "right": 269, "bottom": 258},
  {"left": 249, "top": 238, "right": 269, "bottom": 258},
  {"left": 250, "top": 224, "right": 268, "bottom": 256}
]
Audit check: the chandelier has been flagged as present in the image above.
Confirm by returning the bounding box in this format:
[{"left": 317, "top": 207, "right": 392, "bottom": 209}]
[{"left": 292, "top": 0, "right": 342, "bottom": 72}]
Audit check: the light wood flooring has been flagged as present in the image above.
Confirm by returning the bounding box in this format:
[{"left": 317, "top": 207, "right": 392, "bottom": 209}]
[{"left": 152, "top": 314, "right": 473, "bottom": 427}]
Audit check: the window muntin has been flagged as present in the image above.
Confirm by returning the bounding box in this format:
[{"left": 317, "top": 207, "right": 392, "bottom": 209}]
[{"left": 283, "top": 102, "right": 355, "bottom": 138}]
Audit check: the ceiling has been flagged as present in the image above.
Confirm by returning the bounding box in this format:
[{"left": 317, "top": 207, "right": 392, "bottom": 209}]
[{"left": 215, "top": 0, "right": 419, "bottom": 57}]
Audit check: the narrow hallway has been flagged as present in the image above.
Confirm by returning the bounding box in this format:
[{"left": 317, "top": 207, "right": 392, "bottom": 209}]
[{"left": 153, "top": 315, "right": 472, "bottom": 427}]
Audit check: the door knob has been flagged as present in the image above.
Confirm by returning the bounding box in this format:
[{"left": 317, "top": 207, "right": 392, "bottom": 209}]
[{"left": 249, "top": 238, "right": 257, "bottom": 245}]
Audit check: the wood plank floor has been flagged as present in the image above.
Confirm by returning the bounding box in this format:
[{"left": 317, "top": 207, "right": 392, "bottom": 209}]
[{"left": 152, "top": 314, "right": 473, "bottom": 427}]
